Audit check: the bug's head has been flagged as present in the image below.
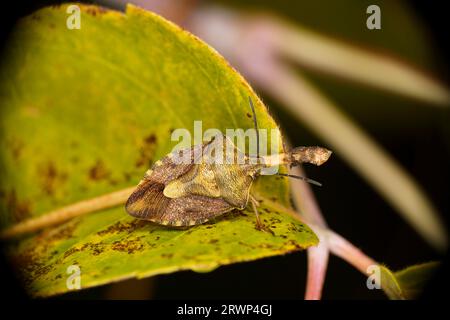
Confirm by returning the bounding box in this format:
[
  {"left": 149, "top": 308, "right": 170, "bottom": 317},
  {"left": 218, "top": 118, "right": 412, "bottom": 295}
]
[{"left": 289, "top": 146, "right": 332, "bottom": 167}]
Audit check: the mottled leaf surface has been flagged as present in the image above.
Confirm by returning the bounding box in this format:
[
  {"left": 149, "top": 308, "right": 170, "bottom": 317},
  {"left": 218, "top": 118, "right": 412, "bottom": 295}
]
[{"left": 0, "top": 4, "right": 317, "bottom": 296}]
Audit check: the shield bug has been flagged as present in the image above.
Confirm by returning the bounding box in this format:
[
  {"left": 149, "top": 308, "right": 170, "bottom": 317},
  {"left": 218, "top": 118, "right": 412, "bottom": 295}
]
[{"left": 125, "top": 97, "right": 331, "bottom": 232}]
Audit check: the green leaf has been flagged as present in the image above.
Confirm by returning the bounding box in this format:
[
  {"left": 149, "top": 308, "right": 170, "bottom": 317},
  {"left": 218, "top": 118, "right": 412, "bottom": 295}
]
[
  {"left": 0, "top": 4, "right": 318, "bottom": 297},
  {"left": 380, "top": 262, "right": 440, "bottom": 299}
]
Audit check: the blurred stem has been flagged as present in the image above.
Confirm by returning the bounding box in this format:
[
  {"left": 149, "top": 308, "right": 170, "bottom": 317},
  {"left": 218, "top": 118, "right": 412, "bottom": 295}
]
[
  {"left": 263, "top": 193, "right": 378, "bottom": 298},
  {"left": 287, "top": 166, "right": 375, "bottom": 298},
  {"left": 288, "top": 166, "right": 438, "bottom": 300},
  {"left": 325, "top": 229, "right": 376, "bottom": 275},
  {"left": 288, "top": 166, "right": 327, "bottom": 229},
  {"left": 288, "top": 165, "right": 329, "bottom": 300},
  {"left": 0, "top": 187, "right": 135, "bottom": 239},
  {"left": 305, "top": 239, "right": 329, "bottom": 300},
  {"left": 272, "top": 18, "right": 450, "bottom": 106}
]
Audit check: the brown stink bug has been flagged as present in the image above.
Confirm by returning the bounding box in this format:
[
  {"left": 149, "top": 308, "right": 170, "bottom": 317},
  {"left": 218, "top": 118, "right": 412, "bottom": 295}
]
[{"left": 125, "top": 97, "right": 331, "bottom": 232}]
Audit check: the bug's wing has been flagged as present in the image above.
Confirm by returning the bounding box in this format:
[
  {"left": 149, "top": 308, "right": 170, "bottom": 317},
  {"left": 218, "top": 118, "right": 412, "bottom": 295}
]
[
  {"left": 126, "top": 177, "right": 234, "bottom": 226},
  {"left": 142, "top": 143, "right": 203, "bottom": 185},
  {"left": 126, "top": 142, "right": 234, "bottom": 226}
]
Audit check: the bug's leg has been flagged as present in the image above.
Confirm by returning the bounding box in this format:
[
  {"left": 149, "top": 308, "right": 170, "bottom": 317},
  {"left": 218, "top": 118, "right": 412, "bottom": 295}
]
[
  {"left": 251, "top": 195, "right": 260, "bottom": 207},
  {"left": 249, "top": 195, "right": 274, "bottom": 235}
]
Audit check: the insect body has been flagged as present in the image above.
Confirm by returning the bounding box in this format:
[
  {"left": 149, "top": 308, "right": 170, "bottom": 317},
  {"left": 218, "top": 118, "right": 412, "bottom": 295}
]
[
  {"left": 0, "top": 98, "right": 330, "bottom": 239},
  {"left": 126, "top": 136, "right": 256, "bottom": 226},
  {"left": 125, "top": 98, "right": 331, "bottom": 231}
]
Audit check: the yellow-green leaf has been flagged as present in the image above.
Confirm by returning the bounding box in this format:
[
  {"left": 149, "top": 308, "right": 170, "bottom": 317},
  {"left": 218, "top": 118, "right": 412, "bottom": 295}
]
[
  {"left": 381, "top": 262, "right": 439, "bottom": 299},
  {"left": 0, "top": 4, "right": 317, "bottom": 297}
]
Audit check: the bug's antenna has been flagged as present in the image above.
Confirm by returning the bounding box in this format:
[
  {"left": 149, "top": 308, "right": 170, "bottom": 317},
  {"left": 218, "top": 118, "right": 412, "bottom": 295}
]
[
  {"left": 277, "top": 173, "right": 322, "bottom": 187},
  {"left": 248, "top": 96, "right": 259, "bottom": 159}
]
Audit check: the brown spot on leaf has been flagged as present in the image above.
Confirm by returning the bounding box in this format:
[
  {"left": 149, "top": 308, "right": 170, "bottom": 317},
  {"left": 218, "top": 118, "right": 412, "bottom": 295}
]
[
  {"left": 84, "top": 6, "right": 107, "bottom": 16},
  {"left": 8, "top": 138, "right": 24, "bottom": 160},
  {"left": 88, "top": 243, "right": 105, "bottom": 256},
  {"left": 287, "top": 222, "right": 305, "bottom": 233},
  {"left": 38, "top": 219, "right": 80, "bottom": 242},
  {"left": 10, "top": 243, "right": 56, "bottom": 287},
  {"left": 96, "top": 220, "right": 148, "bottom": 236},
  {"left": 48, "top": 250, "right": 60, "bottom": 260},
  {"left": 4, "top": 190, "right": 32, "bottom": 222},
  {"left": 33, "top": 265, "right": 53, "bottom": 279},
  {"left": 238, "top": 241, "right": 257, "bottom": 249},
  {"left": 30, "top": 14, "right": 41, "bottom": 21},
  {"left": 64, "top": 247, "right": 80, "bottom": 259},
  {"left": 70, "top": 156, "right": 79, "bottom": 164},
  {"left": 259, "top": 243, "right": 274, "bottom": 249},
  {"left": 123, "top": 172, "right": 132, "bottom": 182},
  {"left": 88, "top": 160, "right": 110, "bottom": 181},
  {"left": 65, "top": 242, "right": 106, "bottom": 257},
  {"left": 284, "top": 239, "right": 303, "bottom": 250},
  {"left": 39, "top": 162, "right": 67, "bottom": 195},
  {"left": 269, "top": 217, "right": 282, "bottom": 224},
  {"left": 145, "top": 134, "right": 157, "bottom": 145},
  {"left": 109, "top": 179, "right": 119, "bottom": 186},
  {"left": 135, "top": 133, "right": 157, "bottom": 168},
  {"left": 11, "top": 222, "right": 79, "bottom": 279},
  {"left": 111, "top": 239, "right": 144, "bottom": 254}
]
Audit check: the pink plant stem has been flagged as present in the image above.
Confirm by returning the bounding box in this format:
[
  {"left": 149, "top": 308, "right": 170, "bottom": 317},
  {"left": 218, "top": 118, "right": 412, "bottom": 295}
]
[
  {"left": 305, "top": 239, "right": 329, "bottom": 300},
  {"left": 289, "top": 166, "right": 330, "bottom": 300},
  {"left": 288, "top": 167, "right": 328, "bottom": 228},
  {"left": 326, "top": 230, "right": 377, "bottom": 275}
]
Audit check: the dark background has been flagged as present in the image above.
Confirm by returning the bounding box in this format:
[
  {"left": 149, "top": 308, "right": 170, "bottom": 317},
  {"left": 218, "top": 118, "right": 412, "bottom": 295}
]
[{"left": 0, "top": 0, "right": 448, "bottom": 300}]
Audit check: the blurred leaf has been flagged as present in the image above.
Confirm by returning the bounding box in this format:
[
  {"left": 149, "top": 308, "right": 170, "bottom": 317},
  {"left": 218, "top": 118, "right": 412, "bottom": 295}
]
[
  {"left": 218, "top": 0, "right": 448, "bottom": 132},
  {"left": 393, "top": 261, "right": 440, "bottom": 299},
  {"left": 275, "top": 19, "right": 450, "bottom": 105},
  {"left": 381, "top": 262, "right": 439, "bottom": 299},
  {"left": 0, "top": 4, "right": 317, "bottom": 297},
  {"left": 220, "top": 0, "right": 438, "bottom": 69}
]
